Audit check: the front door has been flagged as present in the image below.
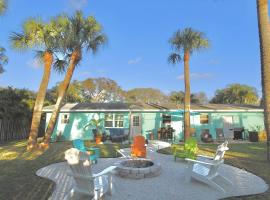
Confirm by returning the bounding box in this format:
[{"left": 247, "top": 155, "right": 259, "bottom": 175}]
[
  {"left": 223, "top": 116, "right": 234, "bottom": 139},
  {"left": 130, "top": 114, "right": 142, "bottom": 138}
]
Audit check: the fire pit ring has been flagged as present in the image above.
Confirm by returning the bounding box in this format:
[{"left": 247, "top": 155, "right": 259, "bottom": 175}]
[{"left": 114, "top": 158, "right": 161, "bottom": 179}]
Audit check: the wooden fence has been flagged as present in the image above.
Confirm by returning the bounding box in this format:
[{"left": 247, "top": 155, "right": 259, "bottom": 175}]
[{"left": 0, "top": 119, "right": 45, "bottom": 142}]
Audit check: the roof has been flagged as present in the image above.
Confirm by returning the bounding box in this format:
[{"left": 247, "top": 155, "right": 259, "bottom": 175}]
[{"left": 42, "top": 102, "right": 263, "bottom": 112}]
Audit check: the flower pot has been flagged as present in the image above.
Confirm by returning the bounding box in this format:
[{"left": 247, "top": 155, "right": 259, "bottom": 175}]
[
  {"left": 249, "top": 131, "right": 259, "bottom": 142},
  {"left": 95, "top": 135, "right": 102, "bottom": 144}
]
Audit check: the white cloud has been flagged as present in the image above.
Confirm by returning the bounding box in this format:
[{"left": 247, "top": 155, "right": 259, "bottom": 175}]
[
  {"left": 68, "top": 0, "right": 88, "bottom": 10},
  {"left": 27, "top": 58, "right": 43, "bottom": 69},
  {"left": 177, "top": 73, "right": 213, "bottom": 80},
  {"left": 128, "top": 57, "right": 142, "bottom": 65},
  {"left": 208, "top": 59, "right": 219, "bottom": 65}
]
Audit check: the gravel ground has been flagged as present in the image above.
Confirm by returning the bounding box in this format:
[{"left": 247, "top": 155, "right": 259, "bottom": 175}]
[{"left": 36, "top": 142, "right": 268, "bottom": 200}]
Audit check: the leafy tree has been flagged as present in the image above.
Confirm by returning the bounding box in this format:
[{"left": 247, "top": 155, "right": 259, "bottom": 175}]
[
  {"left": 0, "top": 47, "right": 8, "bottom": 74},
  {"left": 0, "top": 0, "right": 8, "bottom": 73},
  {"left": 43, "top": 11, "right": 107, "bottom": 147},
  {"left": 0, "top": 87, "right": 36, "bottom": 120},
  {"left": 0, "top": 0, "right": 7, "bottom": 15},
  {"left": 168, "top": 28, "right": 209, "bottom": 140},
  {"left": 125, "top": 88, "right": 168, "bottom": 103},
  {"left": 170, "top": 91, "right": 208, "bottom": 104},
  {"left": 210, "top": 84, "right": 259, "bottom": 105},
  {"left": 256, "top": 0, "right": 270, "bottom": 160},
  {"left": 10, "top": 17, "right": 68, "bottom": 150}
]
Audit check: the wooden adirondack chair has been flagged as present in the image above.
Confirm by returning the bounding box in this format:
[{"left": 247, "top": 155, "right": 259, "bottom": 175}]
[
  {"left": 64, "top": 148, "right": 116, "bottom": 200},
  {"left": 131, "top": 135, "right": 146, "bottom": 158},
  {"left": 72, "top": 139, "right": 99, "bottom": 164},
  {"left": 185, "top": 158, "right": 233, "bottom": 193}
]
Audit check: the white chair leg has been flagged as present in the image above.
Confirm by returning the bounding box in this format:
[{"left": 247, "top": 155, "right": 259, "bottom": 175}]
[
  {"left": 208, "top": 180, "right": 226, "bottom": 194},
  {"left": 108, "top": 174, "right": 113, "bottom": 196},
  {"left": 219, "top": 174, "right": 233, "bottom": 186}
]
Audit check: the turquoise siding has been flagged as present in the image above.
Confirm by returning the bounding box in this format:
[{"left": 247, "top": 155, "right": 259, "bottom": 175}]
[{"left": 46, "top": 110, "right": 264, "bottom": 142}]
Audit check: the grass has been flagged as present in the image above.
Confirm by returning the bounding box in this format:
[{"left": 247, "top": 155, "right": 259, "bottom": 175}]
[
  {"left": 158, "top": 142, "right": 270, "bottom": 200},
  {"left": 0, "top": 140, "right": 128, "bottom": 200}
]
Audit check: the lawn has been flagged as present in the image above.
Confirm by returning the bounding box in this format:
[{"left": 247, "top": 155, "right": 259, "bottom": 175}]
[
  {"left": 158, "top": 142, "right": 270, "bottom": 200},
  {"left": 0, "top": 140, "right": 128, "bottom": 200},
  {"left": 0, "top": 140, "right": 270, "bottom": 200}
]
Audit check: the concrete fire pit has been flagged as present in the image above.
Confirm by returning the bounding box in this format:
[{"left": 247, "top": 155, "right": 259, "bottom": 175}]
[{"left": 114, "top": 158, "right": 161, "bottom": 179}]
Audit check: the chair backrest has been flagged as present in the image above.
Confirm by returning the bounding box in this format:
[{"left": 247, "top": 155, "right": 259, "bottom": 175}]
[
  {"left": 72, "top": 139, "right": 87, "bottom": 152},
  {"left": 133, "top": 135, "right": 146, "bottom": 148},
  {"left": 213, "top": 141, "right": 229, "bottom": 161},
  {"left": 65, "top": 148, "right": 95, "bottom": 195}
]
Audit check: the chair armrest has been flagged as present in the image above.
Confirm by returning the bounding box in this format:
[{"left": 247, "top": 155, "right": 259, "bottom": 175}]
[
  {"left": 93, "top": 166, "right": 117, "bottom": 178},
  {"left": 185, "top": 158, "right": 216, "bottom": 166},
  {"left": 197, "top": 155, "right": 214, "bottom": 159}
]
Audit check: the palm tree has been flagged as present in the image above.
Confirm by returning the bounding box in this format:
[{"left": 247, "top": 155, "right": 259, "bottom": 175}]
[
  {"left": 42, "top": 11, "right": 107, "bottom": 147},
  {"left": 10, "top": 17, "right": 67, "bottom": 150},
  {"left": 256, "top": 0, "right": 270, "bottom": 161},
  {"left": 168, "top": 28, "right": 209, "bottom": 141},
  {"left": 0, "top": 0, "right": 7, "bottom": 15},
  {"left": 0, "top": 47, "right": 8, "bottom": 73}
]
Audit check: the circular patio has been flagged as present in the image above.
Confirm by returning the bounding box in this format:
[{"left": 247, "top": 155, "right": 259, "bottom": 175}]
[{"left": 36, "top": 144, "right": 268, "bottom": 200}]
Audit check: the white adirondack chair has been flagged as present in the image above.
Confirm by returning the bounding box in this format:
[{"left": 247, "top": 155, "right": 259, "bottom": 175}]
[
  {"left": 64, "top": 148, "right": 117, "bottom": 200},
  {"left": 116, "top": 149, "right": 131, "bottom": 158},
  {"left": 197, "top": 141, "right": 229, "bottom": 162},
  {"left": 185, "top": 158, "right": 233, "bottom": 193}
]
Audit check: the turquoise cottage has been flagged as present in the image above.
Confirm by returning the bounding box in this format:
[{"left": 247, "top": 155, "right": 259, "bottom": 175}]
[{"left": 43, "top": 102, "right": 265, "bottom": 142}]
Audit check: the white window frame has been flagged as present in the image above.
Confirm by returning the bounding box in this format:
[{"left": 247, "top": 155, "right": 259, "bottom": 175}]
[
  {"left": 105, "top": 113, "right": 124, "bottom": 128},
  {"left": 132, "top": 115, "right": 140, "bottom": 127}
]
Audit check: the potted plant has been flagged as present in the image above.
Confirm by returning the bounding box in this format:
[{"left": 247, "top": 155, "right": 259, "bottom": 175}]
[
  {"left": 248, "top": 125, "right": 261, "bottom": 142},
  {"left": 84, "top": 118, "right": 104, "bottom": 144}
]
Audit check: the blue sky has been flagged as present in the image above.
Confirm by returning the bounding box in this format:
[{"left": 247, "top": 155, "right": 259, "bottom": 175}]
[{"left": 0, "top": 0, "right": 261, "bottom": 98}]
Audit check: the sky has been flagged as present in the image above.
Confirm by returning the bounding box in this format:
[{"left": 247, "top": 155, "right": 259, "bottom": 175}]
[{"left": 0, "top": 0, "right": 262, "bottom": 98}]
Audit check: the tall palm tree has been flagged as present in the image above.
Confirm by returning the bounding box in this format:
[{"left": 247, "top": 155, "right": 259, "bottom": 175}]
[
  {"left": 0, "top": 0, "right": 7, "bottom": 15},
  {"left": 42, "top": 11, "right": 107, "bottom": 147},
  {"left": 10, "top": 17, "right": 67, "bottom": 150},
  {"left": 0, "top": 47, "right": 8, "bottom": 73},
  {"left": 168, "top": 28, "right": 209, "bottom": 141},
  {"left": 256, "top": 0, "right": 270, "bottom": 161}
]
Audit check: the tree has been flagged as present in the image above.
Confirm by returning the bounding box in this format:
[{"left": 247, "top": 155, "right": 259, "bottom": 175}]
[
  {"left": 210, "top": 84, "right": 259, "bottom": 105},
  {"left": 0, "top": 87, "right": 36, "bottom": 120},
  {"left": 256, "top": 0, "right": 270, "bottom": 161},
  {"left": 125, "top": 88, "right": 168, "bottom": 103},
  {"left": 42, "top": 11, "right": 107, "bottom": 147},
  {"left": 10, "top": 17, "right": 68, "bottom": 150},
  {"left": 0, "top": 47, "right": 8, "bottom": 73},
  {"left": 168, "top": 28, "right": 209, "bottom": 141},
  {"left": 0, "top": 0, "right": 7, "bottom": 15},
  {"left": 169, "top": 91, "right": 208, "bottom": 105},
  {"left": 0, "top": 0, "right": 8, "bottom": 73}
]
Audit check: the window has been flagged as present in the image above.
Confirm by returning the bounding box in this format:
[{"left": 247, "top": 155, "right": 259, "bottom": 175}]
[
  {"left": 132, "top": 116, "right": 140, "bottom": 126},
  {"left": 162, "top": 114, "right": 171, "bottom": 124},
  {"left": 105, "top": 114, "right": 113, "bottom": 127},
  {"left": 115, "top": 114, "right": 124, "bottom": 127},
  {"left": 105, "top": 114, "right": 124, "bottom": 128},
  {"left": 200, "top": 114, "right": 209, "bottom": 124},
  {"left": 61, "top": 114, "right": 69, "bottom": 124}
]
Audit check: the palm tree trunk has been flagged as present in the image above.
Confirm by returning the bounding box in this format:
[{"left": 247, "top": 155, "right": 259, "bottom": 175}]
[
  {"left": 27, "top": 51, "right": 53, "bottom": 150},
  {"left": 257, "top": 0, "right": 270, "bottom": 161},
  {"left": 41, "top": 49, "right": 81, "bottom": 148},
  {"left": 184, "top": 51, "right": 191, "bottom": 141}
]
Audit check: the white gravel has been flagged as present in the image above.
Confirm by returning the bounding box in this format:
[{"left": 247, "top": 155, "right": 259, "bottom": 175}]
[{"left": 36, "top": 141, "right": 268, "bottom": 200}]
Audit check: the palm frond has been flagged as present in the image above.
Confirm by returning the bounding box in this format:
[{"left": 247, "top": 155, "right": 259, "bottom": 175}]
[
  {"left": 9, "top": 32, "right": 30, "bottom": 51},
  {"left": 0, "top": 0, "right": 7, "bottom": 15},
  {"left": 53, "top": 57, "right": 68, "bottom": 74},
  {"left": 168, "top": 53, "right": 181, "bottom": 64}
]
